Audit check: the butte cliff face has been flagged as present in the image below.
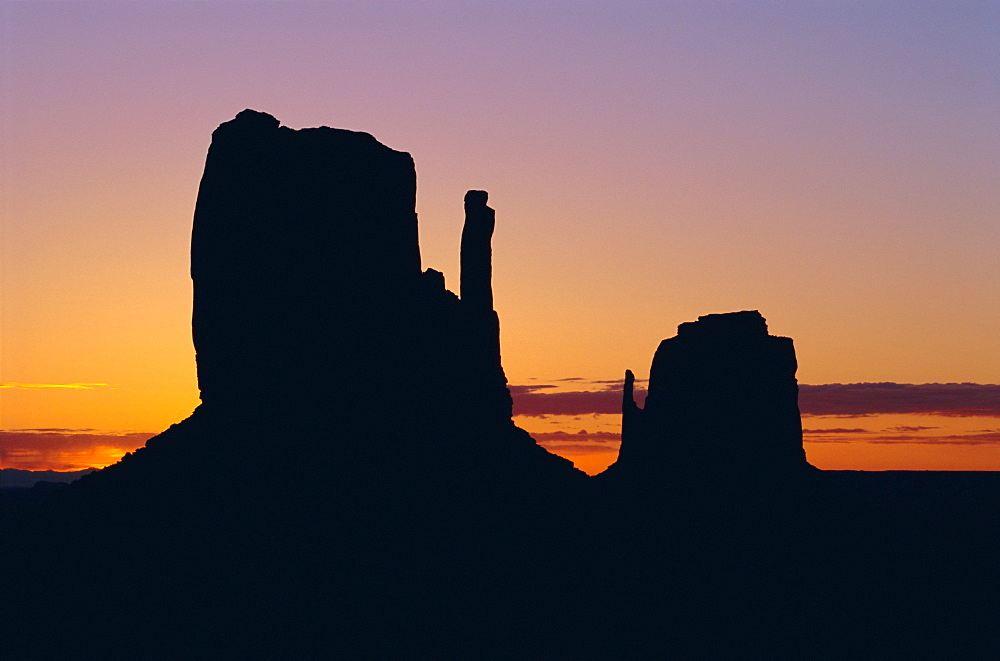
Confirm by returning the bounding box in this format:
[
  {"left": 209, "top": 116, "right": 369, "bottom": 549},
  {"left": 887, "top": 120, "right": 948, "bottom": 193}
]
[
  {"left": 190, "top": 110, "right": 421, "bottom": 411},
  {"left": 610, "top": 310, "right": 809, "bottom": 488}
]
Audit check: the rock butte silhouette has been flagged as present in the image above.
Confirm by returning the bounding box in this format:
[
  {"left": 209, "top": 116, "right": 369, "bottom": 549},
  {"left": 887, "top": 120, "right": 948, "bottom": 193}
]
[
  {"left": 4, "top": 111, "right": 996, "bottom": 658},
  {"left": 609, "top": 310, "right": 811, "bottom": 487}
]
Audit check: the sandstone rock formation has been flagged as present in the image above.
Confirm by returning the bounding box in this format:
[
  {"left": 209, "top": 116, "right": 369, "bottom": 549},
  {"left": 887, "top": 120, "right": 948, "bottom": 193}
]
[
  {"left": 185, "top": 109, "right": 572, "bottom": 483},
  {"left": 609, "top": 310, "right": 810, "bottom": 489},
  {"left": 460, "top": 189, "right": 495, "bottom": 311}
]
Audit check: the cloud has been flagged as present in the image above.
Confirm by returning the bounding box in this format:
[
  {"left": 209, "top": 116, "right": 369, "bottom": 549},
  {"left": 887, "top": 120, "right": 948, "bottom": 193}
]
[
  {"left": 868, "top": 431, "right": 1000, "bottom": 446},
  {"left": 799, "top": 383, "right": 999, "bottom": 417},
  {"left": 802, "top": 428, "right": 870, "bottom": 434},
  {"left": 508, "top": 384, "right": 558, "bottom": 396},
  {"left": 883, "top": 425, "right": 939, "bottom": 433},
  {"left": 804, "top": 430, "right": 1000, "bottom": 446},
  {"left": 533, "top": 430, "right": 622, "bottom": 456},
  {"left": 536, "top": 443, "right": 620, "bottom": 456},
  {"left": 512, "top": 387, "right": 645, "bottom": 416},
  {"left": 532, "top": 430, "right": 621, "bottom": 442},
  {"left": 511, "top": 382, "right": 998, "bottom": 418},
  {"left": 8, "top": 428, "right": 98, "bottom": 433},
  {"left": 0, "top": 430, "right": 156, "bottom": 471},
  {"left": 0, "top": 382, "right": 115, "bottom": 390},
  {"left": 590, "top": 378, "right": 648, "bottom": 386}
]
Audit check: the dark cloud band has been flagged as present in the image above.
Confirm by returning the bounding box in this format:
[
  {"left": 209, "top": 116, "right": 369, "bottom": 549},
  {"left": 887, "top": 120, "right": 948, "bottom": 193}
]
[
  {"left": 798, "top": 383, "right": 999, "bottom": 417},
  {"left": 511, "top": 382, "right": 999, "bottom": 418}
]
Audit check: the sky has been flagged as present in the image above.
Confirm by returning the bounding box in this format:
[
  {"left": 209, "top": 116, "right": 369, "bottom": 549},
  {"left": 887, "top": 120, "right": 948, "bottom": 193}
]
[{"left": 2, "top": 1, "right": 998, "bottom": 473}]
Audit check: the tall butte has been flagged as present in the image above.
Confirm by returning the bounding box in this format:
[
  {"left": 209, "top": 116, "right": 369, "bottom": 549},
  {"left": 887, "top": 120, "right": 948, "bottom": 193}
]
[{"left": 186, "top": 109, "right": 574, "bottom": 481}]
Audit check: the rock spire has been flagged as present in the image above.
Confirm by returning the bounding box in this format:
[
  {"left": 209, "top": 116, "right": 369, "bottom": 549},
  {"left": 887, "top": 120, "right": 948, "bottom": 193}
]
[{"left": 460, "top": 189, "right": 495, "bottom": 310}]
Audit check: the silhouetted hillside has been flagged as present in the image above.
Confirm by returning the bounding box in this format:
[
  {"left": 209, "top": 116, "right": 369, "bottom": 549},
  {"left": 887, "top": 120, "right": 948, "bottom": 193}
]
[{"left": 4, "top": 112, "right": 995, "bottom": 658}]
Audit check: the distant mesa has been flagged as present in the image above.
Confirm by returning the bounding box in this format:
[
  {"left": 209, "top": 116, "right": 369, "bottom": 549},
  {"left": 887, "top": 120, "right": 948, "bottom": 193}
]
[{"left": 0, "top": 468, "right": 98, "bottom": 489}]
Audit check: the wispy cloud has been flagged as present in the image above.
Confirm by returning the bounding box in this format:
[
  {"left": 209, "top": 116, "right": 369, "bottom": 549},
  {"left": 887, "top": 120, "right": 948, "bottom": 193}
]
[
  {"left": 7, "top": 428, "right": 98, "bottom": 433},
  {"left": 0, "top": 382, "right": 115, "bottom": 390},
  {"left": 508, "top": 384, "right": 558, "bottom": 396},
  {"left": 804, "top": 430, "right": 1000, "bottom": 446},
  {"left": 867, "top": 432, "right": 1000, "bottom": 445},
  {"left": 802, "top": 428, "right": 871, "bottom": 434}
]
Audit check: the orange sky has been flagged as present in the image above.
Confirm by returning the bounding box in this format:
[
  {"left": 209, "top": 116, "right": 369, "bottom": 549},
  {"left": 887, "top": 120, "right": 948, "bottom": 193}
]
[{"left": 2, "top": 3, "right": 997, "bottom": 473}]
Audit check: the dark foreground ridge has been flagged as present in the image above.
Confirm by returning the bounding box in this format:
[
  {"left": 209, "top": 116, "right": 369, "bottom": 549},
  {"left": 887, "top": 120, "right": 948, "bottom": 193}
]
[{"left": 5, "top": 111, "right": 996, "bottom": 658}]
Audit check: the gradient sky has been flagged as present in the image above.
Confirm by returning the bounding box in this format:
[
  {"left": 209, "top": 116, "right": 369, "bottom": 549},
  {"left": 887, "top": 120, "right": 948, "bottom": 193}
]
[{"left": 2, "top": 1, "right": 998, "bottom": 472}]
